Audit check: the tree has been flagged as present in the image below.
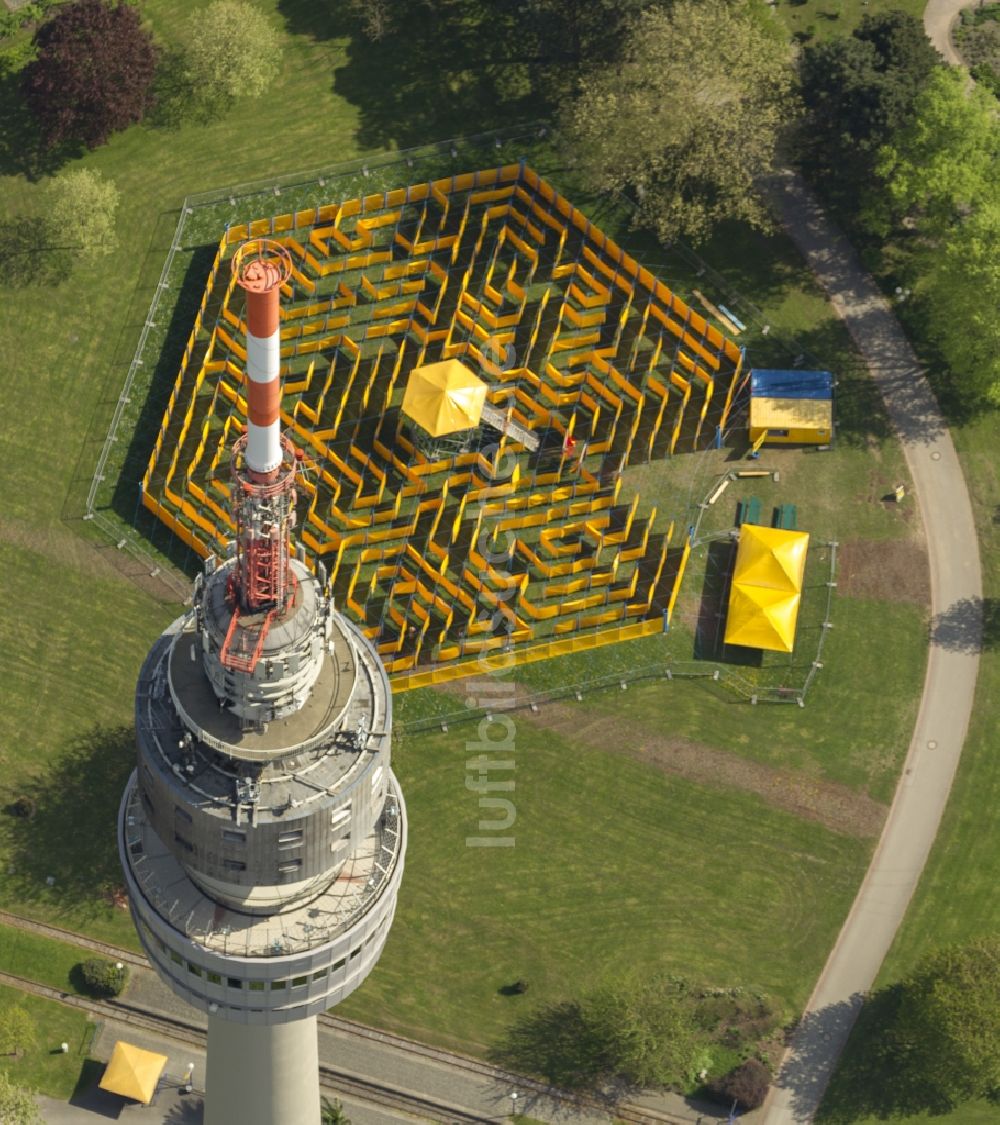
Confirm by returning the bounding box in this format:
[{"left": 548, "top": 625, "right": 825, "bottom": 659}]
[
  {"left": 892, "top": 936, "right": 1000, "bottom": 1104},
  {"left": 559, "top": 0, "right": 797, "bottom": 243},
  {"left": 0, "top": 1006, "right": 36, "bottom": 1057},
  {"left": 184, "top": 1, "right": 282, "bottom": 104},
  {"left": 21, "top": 0, "right": 158, "bottom": 150},
  {"left": 0, "top": 1073, "right": 41, "bottom": 1125},
  {"left": 876, "top": 67, "right": 1000, "bottom": 235},
  {"left": 798, "top": 11, "right": 939, "bottom": 196},
  {"left": 320, "top": 1097, "right": 351, "bottom": 1125},
  {"left": 708, "top": 1058, "right": 771, "bottom": 1110},
  {"left": 495, "top": 974, "right": 709, "bottom": 1090},
  {"left": 43, "top": 169, "right": 120, "bottom": 260}
]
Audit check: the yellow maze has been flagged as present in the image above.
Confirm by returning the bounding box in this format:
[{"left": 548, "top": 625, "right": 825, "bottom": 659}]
[{"left": 143, "top": 164, "right": 744, "bottom": 690}]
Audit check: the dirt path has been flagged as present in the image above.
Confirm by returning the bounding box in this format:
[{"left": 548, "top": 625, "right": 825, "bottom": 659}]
[{"left": 518, "top": 703, "right": 887, "bottom": 839}]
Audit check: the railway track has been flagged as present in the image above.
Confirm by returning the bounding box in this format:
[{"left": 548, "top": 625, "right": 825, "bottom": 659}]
[
  {"left": 0, "top": 968, "right": 485, "bottom": 1123},
  {"left": 0, "top": 911, "right": 695, "bottom": 1124}
]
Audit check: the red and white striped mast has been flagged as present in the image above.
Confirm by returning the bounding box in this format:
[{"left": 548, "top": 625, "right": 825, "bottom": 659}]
[{"left": 221, "top": 239, "right": 296, "bottom": 672}]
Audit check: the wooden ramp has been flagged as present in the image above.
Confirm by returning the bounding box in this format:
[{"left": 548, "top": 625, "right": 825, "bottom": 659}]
[{"left": 480, "top": 402, "right": 540, "bottom": 451}]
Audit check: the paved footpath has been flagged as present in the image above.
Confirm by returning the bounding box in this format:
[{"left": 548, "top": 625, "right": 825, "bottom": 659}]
[
  {"left": 923, "top": 0, "right": 974, "bottom": 64},
  {"left": 760, "top": 172, "right": 983, "bottom": 1123}
]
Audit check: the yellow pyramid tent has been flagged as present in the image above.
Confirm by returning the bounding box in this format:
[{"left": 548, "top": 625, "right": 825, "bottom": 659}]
[
  {"left": 401, "top": 360, "right": 487, "bottom": 437},
  {"left": 99, "top": 1041, "right": 168, "bottom": 1105},
  {"left": 724, "top": 525, "right": 810, "bottom": 653},
  {"left": 731, "top": 523, "right": 808, "bottom": 591},
  {"left": 725, "top": 583, "right": 802, "bottom": 652}
]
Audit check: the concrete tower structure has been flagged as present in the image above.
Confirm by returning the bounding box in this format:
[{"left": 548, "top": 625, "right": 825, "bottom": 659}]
[{"left": 118, "top": 240, "right": 407, "bottom": 1125}]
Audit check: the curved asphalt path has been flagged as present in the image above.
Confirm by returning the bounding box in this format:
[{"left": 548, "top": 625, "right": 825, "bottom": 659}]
[
  {"left": 924, "top": 0, "right": 973, "bottom": 64},
  {"left": 760, "top": 171, "right": 983, "bottom": 1123}
]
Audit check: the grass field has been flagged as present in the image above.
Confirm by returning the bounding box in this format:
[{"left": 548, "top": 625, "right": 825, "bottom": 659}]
[
  {"left": 0, "top": 0, "right": 935, "bottom": 1088},
  {"left": 774, "top": 0, "right": 926, "bottom": 42},
  {"left": 338, "top": 722, "right": 871, "bottom": 1057},
  {"left": 0, "top": 984, "right": 94, "bottom": 1100},
  {"left": 0, "top": 924, "right": 94, "bottom": 994}
]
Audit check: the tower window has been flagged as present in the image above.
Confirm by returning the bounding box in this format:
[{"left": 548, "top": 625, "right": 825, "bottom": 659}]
[
  {"left": 277, "top": 859, "right": 302, "bottom": 875},
  {"left": 223, "top": 859, "right": 246, "bottom": 872},
  {"left": 173, "top": 833, "right": 194, "bottom": 853},
  {"left": 227, "top": 977, "right": 242, "bottom": 989},
  {"left": 222, "top": 829, "right": 246, "bottom": 844},
  {"left": 277, "top": 830, "right": 303, "bottom": 848},
  {"left": 174, "top": 805, "right": 193, "bottom": 823}
]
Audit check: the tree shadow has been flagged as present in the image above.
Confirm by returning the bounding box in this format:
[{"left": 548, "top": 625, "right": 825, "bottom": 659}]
[
  {"left": 489, "top": 999, "right": 618, "bottom": 1096},
  {"left": 108, "top": 241, "right": 219, "bottom": 577},
  {"left": 814, "top": 987, "right": 964, "bottom": 1122},
  {"left": 0, "top": 49, "right": 81, "bottom": 179},
  {"left": 146, "top": 49, "right": 225, "bottom": 132},
  {"left": 163, "top": 1098, "right": 204, "bottom": 1124},
  {"left": 5, "top": 724, "right": 135, "bottom": 917},
  {"left": 277, "top": 0, "right": 551, "bottom": 150},
  {"left": 928, "top": 596, "right": 1000, "bottom": 654},
  {"left": 0, "top": 217, "right": 72, "bottom": 287}
]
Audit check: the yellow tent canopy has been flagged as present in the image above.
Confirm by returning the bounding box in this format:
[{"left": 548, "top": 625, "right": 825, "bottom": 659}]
[
  {"left": 401, "top": 360, "right": 487, "bottom": 437},
  {"left": 724, "top": 525, "right": 810, "bottom": 653},
  {"left": 732, "top": 523, "right": 808, "bottom": 592},
  {"left": 99, "top": 1041, "right": 168, "bottom": 1105}
]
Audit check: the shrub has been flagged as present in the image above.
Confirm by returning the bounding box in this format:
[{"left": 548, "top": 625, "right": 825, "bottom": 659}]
[
  {"left": 8, "top": 796, "right": 36, "bottom": 819},
  {"left": 77, "top": 958, "right": 128, "bottom": 997},
  {"left": 708, "top": 1058, "right": 771, "bottom": 1111}
]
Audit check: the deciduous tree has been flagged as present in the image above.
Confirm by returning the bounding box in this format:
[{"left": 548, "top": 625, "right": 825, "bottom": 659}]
[
  {"left": 43, "top": 169, "right": 120, "bottom": 260},
  {"left": 0, "top": 1073, "right": 40, "bottom": 1125},
  {"left": 21, "top": 0, "right": 158, "bottom": 150},
  {"left": 496, "top": 974, "right": 709, "bottom": 1090},
  {"left": 184, "top": 1, "right": 282, "bottom": 104},
  {"left": 925, "top": 244, "right": 1000, "bottom": 403},
  {"left": 559, "top": 0, "right": 797, "bottom": 243},
  {"left": 0, "top": 1007, "right": 36, "bottom": 1057},
  {"left": 877, "top": 67, "right": 1000, "bottom": 234},
  {"left": 893, "top": 936, "right": 1000, "bottom": 1103},
  {"left": 798, "top": 11, "right": 938, "bottom": 196}
]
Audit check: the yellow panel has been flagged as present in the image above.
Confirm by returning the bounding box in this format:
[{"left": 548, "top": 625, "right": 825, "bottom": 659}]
[{"left": 749, "top": 396, "right": 832, "bottom": 434}]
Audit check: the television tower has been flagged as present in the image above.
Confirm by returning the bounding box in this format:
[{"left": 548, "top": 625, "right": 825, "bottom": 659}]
[{"left": 118, "top": 240, "right": 407, "bottom": 1125}]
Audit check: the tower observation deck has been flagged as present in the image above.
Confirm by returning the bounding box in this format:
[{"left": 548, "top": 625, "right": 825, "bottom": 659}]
[{"left": 117, "top": 240, "right": 407, "bottom": 1125}]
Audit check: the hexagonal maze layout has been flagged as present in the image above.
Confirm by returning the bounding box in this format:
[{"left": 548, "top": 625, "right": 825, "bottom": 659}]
[{"left": 143, "top": 163, "right": 746, "bottom": 689}]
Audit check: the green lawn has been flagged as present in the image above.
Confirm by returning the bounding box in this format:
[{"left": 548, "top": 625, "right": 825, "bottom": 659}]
[
  {"left": 0, "top": 985, "right": 94, "bottom": 1100},
  {"left": 0, "top": 924, "right": 93, "bottom": 994},
  {"left": 774, "top": 0, "right": 926, "bottom": 42},
  {"left": 340, "top": 722, "right": 871, "bottom": 1057}
]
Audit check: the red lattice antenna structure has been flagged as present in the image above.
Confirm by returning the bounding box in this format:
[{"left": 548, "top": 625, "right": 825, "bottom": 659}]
[{"left": 220, "top": 240, "right": 295, "bottom": 673}]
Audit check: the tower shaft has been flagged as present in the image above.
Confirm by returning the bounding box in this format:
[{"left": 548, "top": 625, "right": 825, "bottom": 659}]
[{"left": 204, "top": 1014, "right": 320, "bottom": 1125}]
